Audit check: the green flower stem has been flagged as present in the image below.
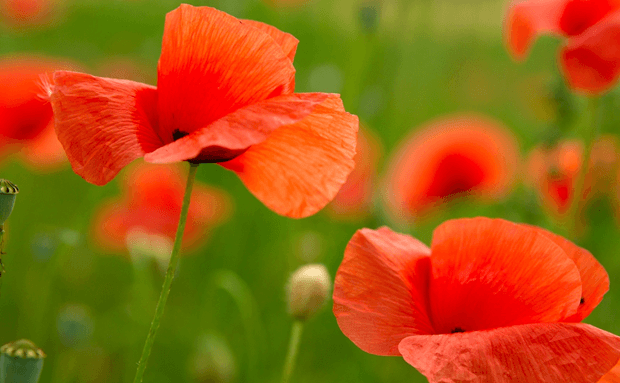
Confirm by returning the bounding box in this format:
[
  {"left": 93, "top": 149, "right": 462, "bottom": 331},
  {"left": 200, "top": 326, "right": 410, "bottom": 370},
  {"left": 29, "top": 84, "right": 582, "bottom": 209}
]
[
  {"left": 133, "top": 162, "right": 199, "bottom": 383},
  {"left": 281, "top": 321, "right": 304, "bottom": 383},
  {"left": 568, "top": 96, "right": 600, "bottom": 237}
]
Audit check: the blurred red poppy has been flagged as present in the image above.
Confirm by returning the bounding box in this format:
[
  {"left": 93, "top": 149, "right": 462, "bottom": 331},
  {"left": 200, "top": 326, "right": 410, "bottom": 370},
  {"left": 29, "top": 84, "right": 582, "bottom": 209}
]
[
  {"left": 0, "top": 55, "right": 76, "bottom": 171},
  {"left": 526, "top": 136, "right": 618, "bottom": 217},
  {"left": 333, "top": 217, "right": 619, "bottom": 382},
  {"left": 505, "top": 0, "right": 620, "bottom": 93},
  {"left": 0, "top": 0, "right": 59, "bottom": 27},
  {"left": 326, "top": 126, "right": 381, "bottom": 220},
  {"left": 47, "top": 4, "right": 358, "bottom": 218},
  {"left": 92, "top": 163, "right": 231, "bottom": 253},
  {"left": 384, "top": 115, "right": 519, "bottom": 221}
]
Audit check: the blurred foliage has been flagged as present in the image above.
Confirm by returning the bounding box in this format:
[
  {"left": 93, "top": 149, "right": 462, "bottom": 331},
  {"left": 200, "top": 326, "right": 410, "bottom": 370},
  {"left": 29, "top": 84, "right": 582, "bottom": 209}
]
[{"left": 1, "top": 0, "right": 620, "bottom": 382}]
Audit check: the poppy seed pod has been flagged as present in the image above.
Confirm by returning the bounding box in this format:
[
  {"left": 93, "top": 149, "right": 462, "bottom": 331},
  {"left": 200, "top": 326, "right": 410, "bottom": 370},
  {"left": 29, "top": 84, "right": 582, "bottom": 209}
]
[
  {"left": 0, "top": 179, "right": 18, "bottom": 226},
  {"left": 0, "top": 339, "right": 46, "bottom": 383},
  {"left": 287, "top": 264, "right": 331, "bottom": 321}
]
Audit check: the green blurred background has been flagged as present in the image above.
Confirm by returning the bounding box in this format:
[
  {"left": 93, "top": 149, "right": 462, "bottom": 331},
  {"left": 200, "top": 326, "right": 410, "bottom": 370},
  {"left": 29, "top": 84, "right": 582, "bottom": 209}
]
[{"left": 2, "top": 0, "right": 620, "bottom": 382}]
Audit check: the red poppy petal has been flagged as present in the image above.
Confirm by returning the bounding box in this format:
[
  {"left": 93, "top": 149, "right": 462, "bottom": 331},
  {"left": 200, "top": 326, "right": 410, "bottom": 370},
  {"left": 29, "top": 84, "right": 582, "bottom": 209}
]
[
  {"left": 0, "top": 55, "right": 71, "bottom": 141},
  {"left": 599, "top": 361, "right": 620, "bottom": 382},
  {"left": 559, "top": 0, "right": 620, "bottom": 36},
  {"left": 333, "top": 227, "right": 434, "bottom": 356},
  {"left": 93, "top": 163, "right": 231, "bottom": 252},
  {"left": 157, "top": 4, "right": 296, "bottom": 142},
  {"left": 19, "top": 119, "right": 66, "bottom": 171},
  {"left": 530, "top": 226, "right": 609, "bottom": 322},
  {"left": 144, "top": 93, "right": 330, "bottom": 164},
  {"left": 505, "top": 0, "right": 566, "bottom": 60},
  {"left": 220, "top": 94, "right": 358, "bottom": 218},
  {"left": 429, "top": 217, "right": 582, "bottom": 334},
  {"left": 560, "top": 10, "right": 620, "bottom": 93},
  {"left": 399, "top": 323, "right": 620, "bottom": 383},
  {"left": 92, "top": 201, "right": 129, "bottom": 252},
  {"left": 241, "top": 19, "right": 298, "bottom": 63},
  {"left": 50, "top": 71, "right": 162, "bottom": 186},
  {"left": 383, "top": 115, "right": 519, "bottom": 222}
]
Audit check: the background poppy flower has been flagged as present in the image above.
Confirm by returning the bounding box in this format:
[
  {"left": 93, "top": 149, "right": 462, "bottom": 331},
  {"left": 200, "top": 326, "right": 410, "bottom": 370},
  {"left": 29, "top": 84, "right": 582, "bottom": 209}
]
[
  {"left": 505, "top": 0, "right": 620, "bottom": 93},
  {"left": 326, "top": 126, "right": 381, "bottom": 220},
  {"left": 333, "top": 217, "right": 620, "bottom": 382},
  {"left": 384, "top": 114, "right": 519, "bottom": 221},
  {"left": 526, "top": 136, "right": 618, "bottom": 217},
  {"left": 92, "top": 163, "right": 231, "bottom": 254},
  {"left": 0, "top": 55, "right": 76, "bottom": 171},
  {"left": 48, "top": 4, "right": 358, "bottom": 218},
  {"left": 0, "top": 0, "right": 60, "bottom": 27}
]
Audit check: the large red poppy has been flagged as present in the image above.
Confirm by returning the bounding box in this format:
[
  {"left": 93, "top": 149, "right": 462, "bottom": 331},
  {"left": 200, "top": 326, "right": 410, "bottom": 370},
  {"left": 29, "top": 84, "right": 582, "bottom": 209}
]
[
  {"left": 333, "top": 217, "right": 619, "bottom": 382},
  {"left": 505, "top": 0, "right": 620, "bottom": 93},
  {"left": 0, "top": 55, "right": 75, "bottom": 171},
  {"left": 47, "top": 4, "right": 358, "bottom": 218},
  {"left": 92, "top": 163, "right": 231, "bottom": 253},
  {"left": 384, "top": 115, "right": 519, "bottom": 221}
]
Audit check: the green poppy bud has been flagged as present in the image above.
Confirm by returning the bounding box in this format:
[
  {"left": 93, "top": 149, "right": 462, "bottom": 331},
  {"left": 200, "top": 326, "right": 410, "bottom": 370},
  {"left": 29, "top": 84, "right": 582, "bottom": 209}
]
[
  {"left": 0, "top": 180, "right": 18, "bottom": 226},
  {"left": 287, "top": 264, "right": 331, "bottom": 321},
  {"left": 0, "top": 339, "right": 46, "bottom": 383}
]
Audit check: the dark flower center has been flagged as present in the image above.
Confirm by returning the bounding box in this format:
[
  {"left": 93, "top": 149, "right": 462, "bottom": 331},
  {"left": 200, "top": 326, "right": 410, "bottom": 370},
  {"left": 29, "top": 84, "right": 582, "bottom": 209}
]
[
  {"left": 425, "top": 154, "right": 486, "bottom": 199},
  {"left": 580, "top": 297, "right": 585, "bottom": 305},
  {"left": 172, "top": 129, "right": 189, "bottom": 141},
  {"left": 451, "top": 327, "right": 466, "bottom": 334},
  {"left": 559, "top": 0, "right": 616, "bottom": 36}
]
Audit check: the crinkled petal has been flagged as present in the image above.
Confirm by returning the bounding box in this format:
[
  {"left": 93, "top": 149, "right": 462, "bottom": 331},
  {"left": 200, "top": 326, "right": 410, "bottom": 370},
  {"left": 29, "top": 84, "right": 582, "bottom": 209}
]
[
  {"left": 156, "top": 4, "right": 296, "bottom": 142},
  {"left": 333, "top": 227, "right": 433, "bottom": 356},
  {"left": 144, "top": 93, "right": 330, "bottom": 164},
  {"left": 560, "top": 10, "right": 620, "bottom": 93},
  {"left": 220, "top": 94, "right": 358, "bottom": 218},
  {"left": 429, "top": 217, "right": 582, "bottom": 334},
  {"left": 599, "top": 360, "right": 620, "bottom": 382},
  {"left": 399, "top": 323, "right": 620, "bottom": 383},
  {"left": 505, "top": 0, "right": 566, "bottom": 60},
  {"left": 50, "top": 71, "right": 162, "bottom": 185},
  {"left": 530, "top": 225, "right": 609, "bottom": 322},
  {"left": 241, "top": 19, "right": 298, "bottom": 63}
]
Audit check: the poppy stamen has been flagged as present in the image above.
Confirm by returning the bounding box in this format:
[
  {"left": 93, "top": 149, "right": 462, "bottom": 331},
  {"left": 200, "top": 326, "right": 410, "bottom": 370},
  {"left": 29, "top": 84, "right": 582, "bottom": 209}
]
[
  {"left": 580, "top": 297, "right": 585, "bottom": 305},
  {"left": 172, "top": 129, "right": 189, "bottom": 141},
  {"left": 451, "top": 327, "right": 465, "bottom": 334}
]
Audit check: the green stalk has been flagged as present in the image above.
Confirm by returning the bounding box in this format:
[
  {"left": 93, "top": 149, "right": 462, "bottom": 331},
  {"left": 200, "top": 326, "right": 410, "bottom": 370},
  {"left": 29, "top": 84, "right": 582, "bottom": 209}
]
[
  {"left": 281, "top": 321, "right": 304, "bottom": 383},
  {"left": 568, "top": 96, "right": 600, "bottom": 237},
  {"left": 133, "top": 162, "right": 199, "bottom": 383}
]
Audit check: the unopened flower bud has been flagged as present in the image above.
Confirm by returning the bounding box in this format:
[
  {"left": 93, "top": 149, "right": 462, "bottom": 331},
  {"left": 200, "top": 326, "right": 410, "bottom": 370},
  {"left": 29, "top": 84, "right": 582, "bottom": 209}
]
[
  {"left": 190, "top": 333, "right": 237, "bottom": 383},
  {"left": 287, "top": 264, "right": 331, "bottom": 321},
  {"left": 0, "top": 339, "right": 46, "bottom": 383},
  {"left": 0, "top": 179, "right": 18, "bottom": 226}
]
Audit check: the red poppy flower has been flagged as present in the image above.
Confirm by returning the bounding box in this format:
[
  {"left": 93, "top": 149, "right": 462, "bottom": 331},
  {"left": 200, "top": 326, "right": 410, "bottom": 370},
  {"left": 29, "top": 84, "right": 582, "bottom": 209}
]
[
  {"left": 526, "top": 136, "right": 618, "bottom": 217},
  {"left": 0, "top": 55, "right": 76, "bottom": 171},
  {"left": 47, "top": 4, "right": 358, "bottom": 219},
  {"left": 326, "top": 126, "right": 381, "bottom": 220},
  {"left": 92, "top": 163, "right": 231, "bottom": 253},
  {"left": 0, "top": 0, "right": 59, "bottom": 27},
  {"left": 333, "top": 217, "right": 620, "bottom": 382},
  {"left": 384, "top": 115, "right": 519, "bottom": 221},
  {"left": 505, "top": 0, "right": 620, "bottom": 93}
]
